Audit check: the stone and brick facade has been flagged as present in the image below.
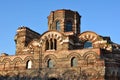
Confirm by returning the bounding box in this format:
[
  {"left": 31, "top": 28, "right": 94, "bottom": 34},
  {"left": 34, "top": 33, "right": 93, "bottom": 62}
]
[{"left": 0, "top": 9, "right": 120, "bottom": 80}]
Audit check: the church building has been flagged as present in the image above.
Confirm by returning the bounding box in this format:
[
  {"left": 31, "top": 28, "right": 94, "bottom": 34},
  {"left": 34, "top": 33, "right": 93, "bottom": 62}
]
[{"left": 0, "top": 9, "right": 120, "bottom": 80}]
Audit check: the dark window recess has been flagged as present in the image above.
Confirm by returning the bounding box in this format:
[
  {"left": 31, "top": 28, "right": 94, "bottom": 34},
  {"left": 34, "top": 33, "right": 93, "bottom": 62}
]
[{"left": 65, "top": 21, "right": 72, "bottom": 32}]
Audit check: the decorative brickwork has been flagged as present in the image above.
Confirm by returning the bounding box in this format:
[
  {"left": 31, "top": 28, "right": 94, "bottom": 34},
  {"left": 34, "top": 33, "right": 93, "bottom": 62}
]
[{"left": 0, "top": 9, "right": 120, "bottom": 80}]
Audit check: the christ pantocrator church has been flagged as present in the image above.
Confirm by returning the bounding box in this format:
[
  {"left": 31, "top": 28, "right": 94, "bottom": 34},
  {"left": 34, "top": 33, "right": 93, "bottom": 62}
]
[{"left": 0, "top": 9, "right": 120, "bottom": 80}]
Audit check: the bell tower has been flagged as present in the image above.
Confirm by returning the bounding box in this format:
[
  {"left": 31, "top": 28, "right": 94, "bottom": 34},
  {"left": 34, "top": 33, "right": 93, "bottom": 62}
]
[{"left": 47, "top": 9, "right": 81, "bottom": 35}]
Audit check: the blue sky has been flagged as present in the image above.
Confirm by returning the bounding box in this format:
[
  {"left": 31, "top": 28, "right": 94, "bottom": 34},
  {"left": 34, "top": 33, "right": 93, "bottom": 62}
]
[{"left": 0, "top": 0, "right": 120, "bottom": 55}]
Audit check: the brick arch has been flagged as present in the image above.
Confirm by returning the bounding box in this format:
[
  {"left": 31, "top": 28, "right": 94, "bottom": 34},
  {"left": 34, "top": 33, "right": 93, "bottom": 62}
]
[
  {"left": 12, "top": 57, "right": 23, "bottom": 64},
  {"left": 44, "top": 54, "right": 57, "bottom": 63},
  {"left": 64, "top": 18, "right": 74, "bottom": 25},
  {"left": 67, "top": 52, "right": 82, "bottom": 60},
  {"left": 83, "top": 51, "right": 98, "bottom": 60},
  {"left": 79, "top": 31, "right": 100, "bottom": 43},
  {"left": 24, "top": 56, "right": 34, "bottom": 63},
  {"left": 39, "top": 31, "right": 65, "bottom": 46},
  {"left": 79, "top": 31, "right": 112, "bottom": 51},
  {"left": 54, "top": 17, "right": 63, "bottom": 22},
  {"left": 1, "top": 58, "right": 11, "bottom": 70},
  {"left": 43, "top": 54, "right": 57, "bottom": 68},
  {"left": 54, "top": 18, "right": 63, "bottom": 25},
  {"left": 64, "top": 19, "right": 74, "bottom": 32},
  {"left": 23, "top": 56, "right": 34, "bottom": 69},
  {"left": 12, "top": 57, "right": 23, "bottom": 70},
  {"left": 49, "top": 18, "right": 63, "bottom": 31},
  {"left": 2, "top": 58, "right": 11, "bottom": 63}
]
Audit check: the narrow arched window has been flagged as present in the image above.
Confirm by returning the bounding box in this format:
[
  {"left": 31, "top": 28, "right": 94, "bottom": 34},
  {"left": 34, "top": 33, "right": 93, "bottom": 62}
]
[
  {"left": 47, "top": 59, "right": 54, "bottom": 68},
  {"left": 50, "top": 39, "right": 53, "bottom": 49},
  {"left": 26, "top": 60, "right": 32, "bottom": 69},
  {"left": 56, "top": 21, "right": 60, "bottom": 31},
  {"left": 65, "top": 21, "right": 72, "bottom": 32},
  {"left": 84, "top": 41, "right": 92, "bottom": 48},
  {"left": 45, "top": 39, "right": 57, "bottom": 50},
  {"left": 46, "top": 40, "right": 49, "bottom": 50},
  {"left": 71, "top": 57, "right": 77, "bottom": 67}
]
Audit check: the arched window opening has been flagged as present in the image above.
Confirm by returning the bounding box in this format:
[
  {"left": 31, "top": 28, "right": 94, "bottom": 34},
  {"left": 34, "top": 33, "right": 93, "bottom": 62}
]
[
  {"left": 46, "top": 40, "right": 49, "bottom": 50},
  {"left": 71, "top": 57, "right": 78, "bottom": 67},
  {"left": 56, "top": 21, "right": 60, "bottom": 31},
  {"left": 45, "top": 39, "right": 57, "bottom": 50},
  {"left": 26, "top": 60, "right": 32, "bottom": 69},
  {"left": 87, "top": 54, "right": 96, "bottom": 65},
  {"left": 65, "top": 21, "right": 72, "bottom": 32},
  {"left": 47, "top": 59, "right": 54, "bottom": 68},
  {"left": 84, "top": 41, "right": 92, "bottom": 48}
]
